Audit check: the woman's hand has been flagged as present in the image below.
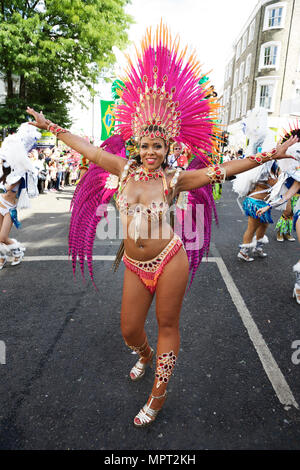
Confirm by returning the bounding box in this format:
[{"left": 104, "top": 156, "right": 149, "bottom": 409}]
[
  {"left": 26, "top": 107, "right": 52, "bottom": 130},
  {"left": 256, "top": 206, "right": 270, "bottom": 217},
  {"left": 274, "top": 135, "right": 299, "bottom": 159}
]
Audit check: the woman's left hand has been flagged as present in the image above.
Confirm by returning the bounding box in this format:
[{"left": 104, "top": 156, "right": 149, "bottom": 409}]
[{"left": 256, "top": 206, "right": 269, "bottom": 217}]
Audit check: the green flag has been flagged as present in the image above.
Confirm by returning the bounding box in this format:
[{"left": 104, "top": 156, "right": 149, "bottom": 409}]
[{"left": 100, "top": 100, "right": 115, "bottom": 140}]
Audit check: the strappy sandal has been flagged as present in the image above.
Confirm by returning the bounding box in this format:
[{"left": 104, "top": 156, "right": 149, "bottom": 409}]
[
  {"left": 134, "top": 391, "right": 167, "bottom": 427},
  {"left": 130, "top": 347, "right": 154, "bottom": 381}
]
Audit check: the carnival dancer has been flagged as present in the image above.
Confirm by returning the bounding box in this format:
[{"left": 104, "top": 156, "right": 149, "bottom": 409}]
[
  {"left": 233, "top": 160, "right": 279, "bottom": 261},
  {"left": 0, "top": 124, "right": 40, "bottom": 269},
  {"left": 257, "top": 127, "right": 300, "bottom": 303},
  {"left": 26, "top": 23, "right": 298, "bottom": 427}
]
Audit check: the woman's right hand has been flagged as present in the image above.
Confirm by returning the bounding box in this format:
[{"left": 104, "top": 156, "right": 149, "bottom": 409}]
[
  {"left": 274, "top": 135, "right": 299, "bottom": 159},
  {"left": 26, "top": 107, "right": 52, "bottom": 130},
  {"left": 256, "top": 206, "right": 270, "bottom": 217}
]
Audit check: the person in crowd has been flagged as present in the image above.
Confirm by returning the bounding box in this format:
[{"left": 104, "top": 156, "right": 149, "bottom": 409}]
[{"left": 167, "top": 142, "right": 182, "bottom": 168}]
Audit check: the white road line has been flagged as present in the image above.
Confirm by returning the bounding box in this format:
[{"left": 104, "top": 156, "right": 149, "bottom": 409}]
[
  {"left": 213, "top": 256, "right": 299, "bottom": 410},
  {"left": 22, "top": 255, "right": 116, "bottom": 261},
  {"left": 20, "top": 254, "right": 299, "bottom": 409}
]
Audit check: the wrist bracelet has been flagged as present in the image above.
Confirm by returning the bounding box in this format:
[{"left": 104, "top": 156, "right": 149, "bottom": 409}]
[
  {"left": 206, "top": 164, "right": 226, "bottom": 184},
  {"left": 247, "top": 148, "right": 277, "bottom": 165},
  {"left": 47, "top": 122, "right": 69, "bottom": 137}
]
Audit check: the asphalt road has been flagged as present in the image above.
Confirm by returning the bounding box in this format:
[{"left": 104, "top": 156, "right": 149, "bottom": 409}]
[{"left": 0, "top": 183, "right": 300, "bottom": 451}]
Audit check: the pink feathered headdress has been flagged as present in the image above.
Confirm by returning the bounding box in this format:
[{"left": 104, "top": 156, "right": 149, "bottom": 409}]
[{"left": 114, "top": 21, "right": 221, "bottom": 162}]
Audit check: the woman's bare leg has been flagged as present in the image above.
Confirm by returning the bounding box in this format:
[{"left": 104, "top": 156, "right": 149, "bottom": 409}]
[
  {"left": 0, "top": 213, "right": 14, "bottom": 245},
  {"left": 255, "top": 222, "right": 268, "bottom": 241},
  {"left": 242, "top": 217, "right": 261, "bottom": 244},
  {"left": 120, "top": 267, "right": 154, "bottom": 365},
  {"left": 134, "top": 248, "right": 189, "bottom": 424}
]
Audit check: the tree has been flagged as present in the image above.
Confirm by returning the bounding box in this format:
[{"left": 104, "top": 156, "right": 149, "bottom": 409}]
[{"left": 0, "top": 0, "right": 132, "bottom": 129}]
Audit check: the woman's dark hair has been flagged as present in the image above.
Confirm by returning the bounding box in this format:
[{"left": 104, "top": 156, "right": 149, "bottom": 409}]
[
  {"left": 0, "top": 164, "right": 11, "bottom": 185},
  {"left": 134, "top": 125, "right": 170, "bottom": 169}
]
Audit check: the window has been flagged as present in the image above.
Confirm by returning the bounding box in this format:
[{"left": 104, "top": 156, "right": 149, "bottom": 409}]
[
  {"left": 242, "top": 31, "right": 248, "bottom": 53},
  {"left": 263, "top": 2, "right": 286, "bottom": 30},
  {"left": 239, "top": 62, "right": 245, "bottom": 84},
  {"left": 259, "top": 84, "right": 273, "bottom": 109},
  {"left": 264, "top": 45, "right": 278, "bottom": 66},
  {"left": 255, "top": 77, "right": 278, "bottom": 112},
  {"left": 259, "top": 42, "right": 281, "bottom": 71},
  {"left": 236, "top": 92, "right": 241, "bottom": 119},
  {"left": 234, "top": 68, "right": 239, "bottom": 89},
  {"left": 231, "top": 96, "right": 236, "bottom": 121},
  {"left": 242, "top": 86, "right": 248, "bottom": 116},
  {"left": 236, "top": 41, "right": 241, "bottom": 60},
  {"left": 248, "top": 20, "right": 255, "bottom": 44},
  {"left": 268, "top": 6, "right": 283, "bottom": 27},
  {"left": 245, "top": 54, "right": 252, "bottom": 77}
]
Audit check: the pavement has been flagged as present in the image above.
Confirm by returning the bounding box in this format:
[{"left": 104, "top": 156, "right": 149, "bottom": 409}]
[{"left": 0, "top": 183, "right": 300, "bottom": 450}]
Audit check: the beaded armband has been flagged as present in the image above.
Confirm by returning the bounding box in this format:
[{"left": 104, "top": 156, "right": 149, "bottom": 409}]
[
  {"left": 170, "top": 167, "right": 182, "bottom": 188},
  {"left": 47, "top": 122, "right": 69, "bottom": 136},
  {"left": 206, "top": 164, "right": 226, "bottom": 184},
  {"left": 247, "top": 148, "right": 277, "bottom": 165}
]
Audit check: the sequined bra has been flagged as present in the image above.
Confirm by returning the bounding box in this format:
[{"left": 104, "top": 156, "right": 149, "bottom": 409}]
[{"left": 114, "top": 160, "right": 182, "bottom": 241}]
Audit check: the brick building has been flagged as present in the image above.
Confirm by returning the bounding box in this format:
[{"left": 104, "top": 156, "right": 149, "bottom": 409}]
[{"left": 220, "top": 0, "right": 300, "bottom": 148}]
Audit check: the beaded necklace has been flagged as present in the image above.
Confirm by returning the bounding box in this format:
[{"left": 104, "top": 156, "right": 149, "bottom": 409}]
[{"left": 119, "top": 161, "right": 169, "bottom": 196}]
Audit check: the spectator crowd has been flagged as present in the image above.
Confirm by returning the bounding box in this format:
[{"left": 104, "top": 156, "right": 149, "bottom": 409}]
[{"left": 28, "top": 146, "right": 80, "bottom": 195}]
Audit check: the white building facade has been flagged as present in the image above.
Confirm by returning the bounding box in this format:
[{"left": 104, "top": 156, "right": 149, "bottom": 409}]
[{"left": 220, "top": 0, "right": 300, "bottom": 149}]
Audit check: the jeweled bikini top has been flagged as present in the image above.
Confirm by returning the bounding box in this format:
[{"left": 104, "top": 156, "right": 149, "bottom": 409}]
[{"left": 115, "top": 160, "right": 181, "bottom": 219}]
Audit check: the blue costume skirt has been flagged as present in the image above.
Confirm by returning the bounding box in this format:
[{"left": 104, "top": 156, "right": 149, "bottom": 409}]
[{"left": 243, "top": 197, "right": 273, "bottom": 224}]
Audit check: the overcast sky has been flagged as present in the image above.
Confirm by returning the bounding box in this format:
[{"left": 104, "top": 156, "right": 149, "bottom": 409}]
[
  {"left": 72, "top": 0, "right": 260, "bottom": 137},
  {"left": 125, "top": 0, "right": 259, "bottom": 91}
]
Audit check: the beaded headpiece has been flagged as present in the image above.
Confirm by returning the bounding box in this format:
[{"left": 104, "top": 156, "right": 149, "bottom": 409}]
[{"left": 114, "top": 22, "right": 221, "bottom": 161}]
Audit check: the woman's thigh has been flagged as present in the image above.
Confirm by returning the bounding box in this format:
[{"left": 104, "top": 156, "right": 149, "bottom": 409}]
[
  {"left": 0, "top": 213, "right": 13, "bottom": 242},
  {"left": 120, "top": 267, "right": 154, "bottom": 334},
  {"left": 155, "top": 248, "right": 189, "bottom": 327}
]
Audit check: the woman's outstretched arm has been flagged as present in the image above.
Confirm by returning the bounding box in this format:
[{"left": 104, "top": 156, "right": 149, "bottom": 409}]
[
  {"left": 26, "top": 107, "right": 126, "bottom": 177},
  {"left": 175, "top": 136, "right": 299, "bottom": 194},
  {"left": 256, "top": 179, "right": 300, "bottom": 217}
]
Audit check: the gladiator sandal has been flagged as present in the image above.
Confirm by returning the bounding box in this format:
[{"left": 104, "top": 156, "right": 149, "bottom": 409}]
[
  {"left": 127, "top": 338, "right": 154, "bottom": 381},
  {"left": 133, "top": 391, "right": 167, "bottom": 427},
  {"left": 237, "top": 243, "right": 254, "bottom": 262},
  {"left": 293, "top": 262, "right": 300, "bottom": 305},
  {"left": 252, "top": 238, "right": 267, "bottom": 258},
  {"left": 133, "top": 350, "right": 177, "bottom": 427}
]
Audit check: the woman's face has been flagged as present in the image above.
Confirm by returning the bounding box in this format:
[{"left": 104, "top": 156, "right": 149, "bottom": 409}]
[{"left": 139, "top": 137, "right": 168, "bottom": 170}]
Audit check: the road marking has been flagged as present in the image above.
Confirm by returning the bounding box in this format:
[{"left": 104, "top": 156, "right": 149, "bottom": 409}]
[
  {"left": 20, "top": 254, "right": 299, "bottom": 409},
  {"left": 22, "top": 256, "right": 116, "bottom": 261},
  {"left": 212, "top": 256, "right": 298, "bottom": 410}
]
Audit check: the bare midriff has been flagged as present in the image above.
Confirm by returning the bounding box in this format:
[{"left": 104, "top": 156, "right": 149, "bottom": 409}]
[
  {"left": 118, "top": 174, "right": 175, "bottom": 261},
  {"left": 0, "top": 189, "right": 17, "bottom": 208}
]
